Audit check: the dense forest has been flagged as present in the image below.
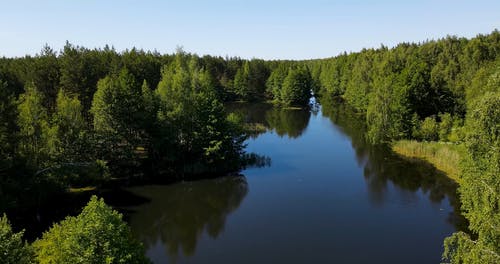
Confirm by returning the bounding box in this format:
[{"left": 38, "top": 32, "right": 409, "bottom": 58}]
[{"left": 1, "top": 30, "right": 499, "bottom": 263}]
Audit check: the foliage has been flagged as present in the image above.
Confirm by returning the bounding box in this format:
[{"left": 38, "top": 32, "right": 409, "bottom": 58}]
[
  {"left": 33, "top": 196, "right": 150, "bottom": 264},
  {"left": 420, "top": 116, "right": 439, "bottom": 141},
  {"left": 17, "top": 82, "right": 55, "bottom": 168},
  {"left": 443, "top": 93, "right": 500, "bottom": 263},
  {"left": 234, "top": 62, "right": 251, "bottom": 99},
  {"left": 52, "top": 90, "right": 87, "bottom": 162},
  {"left": 278, "top": 67, "right": 312, "bottom": 106},
  {"left": 266, "top": 65, "right": 288, "bottom": 100},
  {"left": 0, "top": 80, "right": 17, "bottom": 167},
  {"left": 90, "top": 69, "right": 148, "bottom": 165},
  {"left": 155, "top": 53, "right": 246, "bottom": 174},
  {"left": 366, "top": 73, "right": 409, "bottom": 143},
  {"left": 0, "top": 214, "right": 34, "bottom": 264},
  {"left": 438, "top": 113, "right": 453, "bottom": 141},
  {"left": 313, "top": 30, "right": 500, "bottom": 143}
]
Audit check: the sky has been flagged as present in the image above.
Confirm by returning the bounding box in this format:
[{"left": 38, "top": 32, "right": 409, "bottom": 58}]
[{"left": 1, "top": 0, "right": 499, "bottom": 60}]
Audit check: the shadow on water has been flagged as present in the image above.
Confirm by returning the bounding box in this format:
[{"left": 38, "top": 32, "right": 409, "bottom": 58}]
[
  {"left": 123, "top": 176, "right": 248, "bottom": 262},
  {"left": 319, "top": 96, "right": 467, "bottom": 231}
]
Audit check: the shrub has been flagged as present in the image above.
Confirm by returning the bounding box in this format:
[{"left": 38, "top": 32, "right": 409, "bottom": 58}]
[{"left": 34, "top": 196, "right": 150, "bottom": 264}]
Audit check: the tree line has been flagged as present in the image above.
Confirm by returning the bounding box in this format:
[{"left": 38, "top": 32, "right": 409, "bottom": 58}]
[
  {"left": 1, "top": 30, "right": 498, "bottom": 263},
  {"left": 309, "top": 31, "right": 499, "bottom": 144},
  {"left": 0, "top": 43, "right": 316, "bottom": 208},
  {"left": 1, "top": 46, "right": 261, "bottom": 213}
]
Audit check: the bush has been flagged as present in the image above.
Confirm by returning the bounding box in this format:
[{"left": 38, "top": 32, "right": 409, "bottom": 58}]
[
  {"left": 438, "top": 113, "right": 453, "bottom": 141},
  {"left": 420, "top": 116, "right": 439, "bottom": 141},
  {"left": 34, "top": 196, "right": 150, "bottom": 264}
]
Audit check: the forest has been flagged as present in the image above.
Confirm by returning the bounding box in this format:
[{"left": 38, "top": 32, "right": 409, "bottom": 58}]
[{"left": 1, "top": 30, "right": 499, "bottom": 263}]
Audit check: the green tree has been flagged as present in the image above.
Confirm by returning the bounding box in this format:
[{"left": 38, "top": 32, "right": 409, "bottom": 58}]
[
  {"left": 366, "top": 74, "right": 409, "bottom": 143},
  {"left": 0, "top": 80, "right": 17, "bottom": 167},
  {"left": 404, "top": 60, "right": 434, "bottom": 117},
  {"left": 32, "top": 45, "right": 60, "bottom": 111},
  {"left": 266, "top": 66, "right": 288, "bottom": 101},
  {"left": 90, "top": 69, "right": 146, "bottom": 163},
  {"left": 155, "top": 55, "right": 246, "bottom": 174},
  {"left": 233, "top": 62, "right": 250, "bottom": 100},
  {"left": 34, "top": 196, "right": 150, "bottom": 264},
  {"left": 246, "top": 59, "right": 270, "bottom": 98},
  {"left": 59, "top": 42, "right": 112, "bottom": 115},
  {"left": 443, "top": 93, "right": 500, "bottom": 263},
  {"left": 53, "top": 90, "right": 86, "bottom": 162},
  {"left": 344, "top": 51, "right": 375, "bottom": 111},
  {"left": 438, "top": 112, "right": 453, "bottom": 141},
  {"left": 0, "top": 214, "right": 34, "bottom": 264},
  {"left": 279, "top": 67, "right": 312, "bottom": 106},
  {"left": 17, "top": 82, "right": 56, "bottom": 168},
  {"left": 420, "top": 116, "right": 439, "bottom": 141}
]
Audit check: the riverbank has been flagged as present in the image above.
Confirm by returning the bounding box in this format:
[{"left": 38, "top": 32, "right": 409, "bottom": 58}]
[{"left": 391, "top": 140, "right": 464, "bottom": 183}]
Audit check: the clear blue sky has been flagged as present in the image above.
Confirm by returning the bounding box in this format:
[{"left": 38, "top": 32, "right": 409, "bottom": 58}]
[{"left": 1, "top": 0, "right": 499, "bottom": 60}]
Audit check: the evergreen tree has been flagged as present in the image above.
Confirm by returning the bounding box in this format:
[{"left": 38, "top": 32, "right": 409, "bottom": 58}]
[
  {"left": 266, "top": 66, "right": 288, "bottom": 101},
  {"left": 279, "top": 67, "right": 312, "bottom": 106},
  {"left": 233, "top": 62, "right": 250, "bottom": 100}
]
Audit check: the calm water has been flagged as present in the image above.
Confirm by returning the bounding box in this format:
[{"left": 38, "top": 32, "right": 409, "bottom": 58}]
[{"left": 124, "top": 98, "right": 463, "bottom": 264}]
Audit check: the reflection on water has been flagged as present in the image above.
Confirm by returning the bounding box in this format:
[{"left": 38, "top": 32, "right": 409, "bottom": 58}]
[
  {"left": 126, "top": 176, "right": 248, "bottom": 262},
  {"left": 265, "top": 107, "right": 310, "bottom": 138},
  {"left": 227, "top": 102, "right": 311, "bottom": 138},
  {"left": 126, "top": 98, "right": 464, "bottom": 264},
  {"left": 319, "top": 96, "right": 466, "bottom": 230}
]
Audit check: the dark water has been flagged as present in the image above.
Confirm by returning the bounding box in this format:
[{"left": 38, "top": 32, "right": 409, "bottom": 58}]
[{"left": 124, "top": 98, "right": 464, "bottom": 264}]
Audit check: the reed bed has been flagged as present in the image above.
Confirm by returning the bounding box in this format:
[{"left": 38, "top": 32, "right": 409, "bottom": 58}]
[{"left": 392, "top": 140, "right": 463, "bottom": 182}]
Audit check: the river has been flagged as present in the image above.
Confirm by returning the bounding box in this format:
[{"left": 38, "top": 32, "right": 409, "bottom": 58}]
[{"left": 124, "top": 98, "right": 464, "bottom": 264}]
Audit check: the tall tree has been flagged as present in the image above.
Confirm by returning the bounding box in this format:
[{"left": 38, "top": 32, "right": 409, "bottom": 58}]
[
  {"left": 279, "top": 67, "right": 312, "bottom": 106},
  {"left": 90, "top": 69, "right": 146, "bottom": 164},
  {"left": 17, "top": 83, "right": 55, "bottom": 168},
  {"left": 0, "top": 80, "right": 17, "bottom": 166},
  {"left": 52, "top": 90, "right": 86, "bottom": 162},
  {"left": 366, "top": 73, "right": 409, "bottom": 143},
  {"left": 266, "top": 66, "right": 288, "bottom": 101},
  {"left": 31, "top": 45, "right": 60, "bottom": 111},
  {"left": 233, "top": 62, "right": 250, "bottom": 100}
]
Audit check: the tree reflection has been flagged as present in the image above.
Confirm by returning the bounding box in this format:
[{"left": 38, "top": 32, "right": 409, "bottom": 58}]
[
  {"left": 226, "top": 102, "right": 311, "bottom": 139},
  {"left": 320, "top": 96, "right": 467, "bottom": 231},
  {"left": 265, "top": 107, "right": 310, "bottom": 138},
  {"left": 126, "top": 176, "right": 248, "bottom": 261}
]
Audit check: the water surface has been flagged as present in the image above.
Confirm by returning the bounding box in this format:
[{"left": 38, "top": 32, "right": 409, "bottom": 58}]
[{"left": 125, "top": 98, "right": 463, "bottom": 264}]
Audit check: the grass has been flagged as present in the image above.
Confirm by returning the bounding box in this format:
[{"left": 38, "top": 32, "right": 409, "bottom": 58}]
[
  {"left": 282, "top": 106, "right": 305, "bottom": 110},
  {"left": 68, "top": 186, "right": 96, "bottom": 193},
  {"left": 392, "top": 140, "right": 464, "bottom": 183}
]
